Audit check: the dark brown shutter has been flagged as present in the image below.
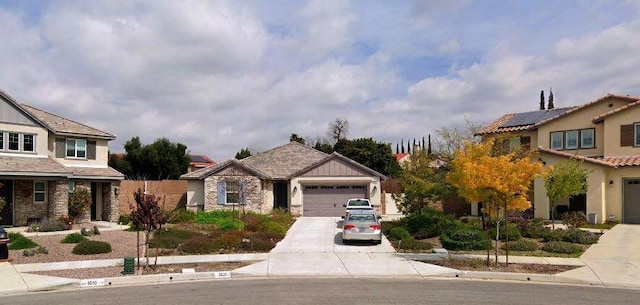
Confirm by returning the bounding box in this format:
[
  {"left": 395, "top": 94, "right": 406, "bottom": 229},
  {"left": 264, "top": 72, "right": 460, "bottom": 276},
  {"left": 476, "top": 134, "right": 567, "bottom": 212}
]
[
  {"left": 621, "top": 125, "right": 634, "bottom": 147},
  {"left": 87, "top": 141, "right": 97, "bottom": 160},
  {"left": 521, "top": 136, "right": 531, "bottom": 150},
  {"left": 55, "top": 138, "right": 65, "bottom": 157}
]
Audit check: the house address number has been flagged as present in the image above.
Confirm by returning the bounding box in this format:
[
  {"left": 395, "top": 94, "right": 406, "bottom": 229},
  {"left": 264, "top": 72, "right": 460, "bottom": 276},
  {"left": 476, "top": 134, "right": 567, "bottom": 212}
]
[{"left": 80, "top": 278, "right": 106, "bottom": 288}]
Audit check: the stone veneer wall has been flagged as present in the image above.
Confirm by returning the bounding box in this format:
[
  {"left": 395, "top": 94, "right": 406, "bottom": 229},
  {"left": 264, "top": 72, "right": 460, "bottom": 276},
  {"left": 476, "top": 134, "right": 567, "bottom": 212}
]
[
  {"left": 203, "top": 167, "right": 267, "bottom": 214},
  {"left": 106, "top": 181, "right": 120, "bottom": 222},
  {"left": 13, "top": 180, "right": 49, "bottom": 226},
  {"left": 73, "top": 181, "right": 92, "bottom": 223},
  {"left": 49, "top": 180, "right": 69, "bottom": 219}
]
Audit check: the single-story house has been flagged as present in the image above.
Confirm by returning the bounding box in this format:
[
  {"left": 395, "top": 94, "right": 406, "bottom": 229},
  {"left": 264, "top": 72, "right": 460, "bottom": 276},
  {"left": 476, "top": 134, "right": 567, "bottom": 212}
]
[{"left": 180, "top": 141, "right": 387, "bottom": 217}]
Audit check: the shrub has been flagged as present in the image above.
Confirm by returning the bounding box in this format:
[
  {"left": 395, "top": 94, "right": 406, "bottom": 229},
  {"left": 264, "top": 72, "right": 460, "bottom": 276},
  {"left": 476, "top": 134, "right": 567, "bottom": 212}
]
[
  {"left": 490, "top": 223, "right": 522, "bottom": 241},
  {"left": 178, "top": 235, "right": 217, "bottom": 254},
  {"left": 440, "top": 228, "right": 489, "bottom": 251},
  {"left": 395, "top": 239, "right": 433, "bottom": 251},
  {"left": 542, "top": 241, "right": 583, "bottom": 254},
  {"left": 168, "top": 210, "right": 197, "bottom": 224},
  {"left": 118, "top": 214, "right": 131, "bottom": 225},
  {"left": 243, "top": 214, "right": 267, "bottom": 232},
  {"left": 562, "top": 228, "right": 599, "bottom": 245},
  {"left": 500, "top": 239, "right": 538, "bottom": 251},
  {"left": 215, "top": 230, "right": 247, "bottom": 249},
  {"left": 61, "top": 233, "right": 88, "bottom": 244},
  {"left": 264, "top": 222, "right": 288, "bottom": 236},
  {"left": 387, "top": 227, "right": 411, "bottom": 241},
  {"left": 68, "top": 188, "right": 92, "bottom": 222},
  {"left": 561, "top": 211, "right": 587, "bottom": 228},
  {"left": 27, "top": 217, "right": 67, "bottom": 232},
  {"left": 381, "top": 219, "right": 408, "bottom": 236},
  {"left": 23, "top": 246, "right": 48, "bottom": 257},
  {"left": 407, "top": 210, "right": 460, "bottom": 239},
  {"left": 150, "top": 227, "right": 194, "bottom": 249},
  {"left": 520, "top": 218, "right": 550, "bottom": 239},
  {"left": 8, "top": 233, "right": 38, "bottom": 250},
  {"left": 542, "top": 229, "right": 566, "bottom": 242},
  {"left": 72, "top": 240, "right": 112, "bottom": 255}
]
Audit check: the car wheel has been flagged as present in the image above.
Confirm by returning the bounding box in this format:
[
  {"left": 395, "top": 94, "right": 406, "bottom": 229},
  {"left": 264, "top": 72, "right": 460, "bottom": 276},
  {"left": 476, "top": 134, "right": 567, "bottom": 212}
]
[{"left": 375, "top": 240, "right": 382, "bottom": 245}]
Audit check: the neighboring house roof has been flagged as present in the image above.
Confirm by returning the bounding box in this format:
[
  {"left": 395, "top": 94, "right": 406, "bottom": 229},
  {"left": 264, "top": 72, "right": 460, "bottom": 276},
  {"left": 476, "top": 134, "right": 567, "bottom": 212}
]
[
  {"left": 0, "top": 155, "right": 70, "bottom": 177},
  {"left": 394, "top": 153, "right": 410, "bottom": 162},
  {"left": 592, "top": 100, "right": 640, "bottom": 123},
  {"left": 20, "top": 104, "right": 116, "bottom": 140},
  {"left": 189, "top": 154, "right": 217, "bottom": 169},
  {"left": 68, "top": 166, "right": 125, "bottom": 179},
  {"left": 241, "top": 141, "right": 329, "bottom": 179},
  {"left": 478, "top": 94, "right": 640, "bottom": 135},
  {"left": 181, "top": 141, "right": 387, "bottom": 180},
  {"left": 0, "top": 88, "right": 115, "bottom": 140},
  {"left": 537, "top": 147, "right": 640, "bottom": 168}
]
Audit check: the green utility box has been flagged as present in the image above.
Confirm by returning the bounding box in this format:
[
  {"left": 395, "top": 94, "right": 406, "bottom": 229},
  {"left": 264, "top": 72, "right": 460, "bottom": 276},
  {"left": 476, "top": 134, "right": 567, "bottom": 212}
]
[{"left": 123, "top": 257, "right": 135, "bottom": 275}]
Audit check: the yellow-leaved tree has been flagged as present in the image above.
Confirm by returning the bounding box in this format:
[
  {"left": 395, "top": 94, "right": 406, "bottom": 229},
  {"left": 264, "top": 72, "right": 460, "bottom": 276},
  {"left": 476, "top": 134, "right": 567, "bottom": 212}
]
[{"left": 446, "top": 139, "right": 546, "bottom": 265}]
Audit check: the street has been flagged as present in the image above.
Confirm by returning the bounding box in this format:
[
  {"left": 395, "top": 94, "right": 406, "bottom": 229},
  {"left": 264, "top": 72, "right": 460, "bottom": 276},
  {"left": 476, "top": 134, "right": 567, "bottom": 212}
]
[{"left": 2, "top": 278, "right": 638, "bottom": 305}]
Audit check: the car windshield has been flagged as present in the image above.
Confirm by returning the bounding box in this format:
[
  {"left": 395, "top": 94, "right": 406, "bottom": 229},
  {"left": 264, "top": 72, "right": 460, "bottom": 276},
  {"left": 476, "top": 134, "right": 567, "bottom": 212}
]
[
  {"left": 348, "top": 200, "right": 369, "bottom": 206},
  {"left": 348, "top": 214, "right": 376, "bottom": 222}
]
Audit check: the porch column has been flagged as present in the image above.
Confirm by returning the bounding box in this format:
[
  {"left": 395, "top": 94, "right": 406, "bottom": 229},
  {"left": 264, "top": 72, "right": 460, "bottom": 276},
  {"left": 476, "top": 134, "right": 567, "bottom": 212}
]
[
  {"left": 586, "top": 168, "right": 606, "bottom": 224},
  {"left": 49, "top": 180, "right": 69, "bottom": 218}
]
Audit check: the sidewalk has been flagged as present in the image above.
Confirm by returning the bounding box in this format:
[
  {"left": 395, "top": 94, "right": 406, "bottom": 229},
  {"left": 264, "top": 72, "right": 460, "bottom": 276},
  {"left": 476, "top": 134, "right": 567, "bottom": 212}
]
[{"left": 1, "top": 220, "right": 639, "bottom": 296}]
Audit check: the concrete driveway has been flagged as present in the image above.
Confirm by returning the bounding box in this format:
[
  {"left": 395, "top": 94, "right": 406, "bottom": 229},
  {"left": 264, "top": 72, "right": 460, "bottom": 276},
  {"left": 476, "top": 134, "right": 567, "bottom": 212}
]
[
  {"left": 556, "top": 224, "right": 640, "bottom": 287},
  {"left": 234, "top": 217, "right": 457, "bottom": 277}
]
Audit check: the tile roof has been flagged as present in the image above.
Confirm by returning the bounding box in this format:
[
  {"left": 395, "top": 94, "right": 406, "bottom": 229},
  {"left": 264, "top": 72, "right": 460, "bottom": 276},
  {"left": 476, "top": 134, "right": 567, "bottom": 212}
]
[
  {"left": 0, "top": 155, "right": 70, "bottom": 176},
  {"left": 0, "top": 155, "right": 123, "bottom": 179},
  {"left": 181, "top": 141, "right": 387, "bottom": 180},
  {"left": 592, "top": 100, "right": 640, "bottom": 123},
  {"left": 20, "top": 104, "right": 115, "bottom": 139},
  {"left": 537, "top": 147, "right": 640, "bottom": 168},
  {"left": 240, "top": 141, "right": 328, "bottom": 179},
  {"left": 478, "top": 94, "right": 640, "bottom": 135}
]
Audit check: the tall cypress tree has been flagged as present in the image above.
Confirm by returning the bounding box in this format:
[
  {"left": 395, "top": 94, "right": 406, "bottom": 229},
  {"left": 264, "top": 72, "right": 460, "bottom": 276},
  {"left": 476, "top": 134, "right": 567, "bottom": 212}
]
[
  {"left": 540, "top": 90, "right": 545, "bottom": 110},
  {"left": 427, "top": 134, "right": 432, "bottom": 155},
  {"left": 396, "top": 143, "right": 399, "bottom": 154},
  {"left": 548, "top": 88, "right": 555, "bottom": 109},
  {"left": 401, "top": 139, "right": 405, "bottom": 154}
]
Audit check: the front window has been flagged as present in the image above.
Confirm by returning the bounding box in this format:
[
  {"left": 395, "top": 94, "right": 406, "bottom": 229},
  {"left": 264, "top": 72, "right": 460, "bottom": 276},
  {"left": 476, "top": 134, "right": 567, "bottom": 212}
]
[
  {"left": 0, "top": 132, "right": 3, "bottom": 150},
  {"left": 565, "top": 130, "right": 578, "bottom": 149},
  {"left": 23, "top": 134, "right": 34, "bottom": 152},
  {"left": 8, "top": 132, "right": 19, "bottom": 151},
  {"left": 226, "top": 181, "right": 239, "bottom": 204},
  {"left": 580, "top": 129, "right": 595, "bottom": 148},
  {"left": 66, "top": 139, "right": 87, "bottom": 158},
  {"left": 635, "top": 123, "right": 640, "bottom": 146},
  {"left": 34, "top": 181, "right": 46, "bottom": 203},
  {"left": 550, "top": 132, "right": 563, "bottom": 149}
]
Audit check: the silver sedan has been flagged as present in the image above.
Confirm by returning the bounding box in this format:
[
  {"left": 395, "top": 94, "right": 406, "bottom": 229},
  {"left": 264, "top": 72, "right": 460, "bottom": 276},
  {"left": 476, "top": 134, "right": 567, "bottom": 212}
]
[{"left": 342, "top": 209, "right": 382, "bottom": 244}]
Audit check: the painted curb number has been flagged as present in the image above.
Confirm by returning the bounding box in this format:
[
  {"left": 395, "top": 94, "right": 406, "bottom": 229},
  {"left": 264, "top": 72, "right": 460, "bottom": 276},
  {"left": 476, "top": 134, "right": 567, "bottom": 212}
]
[
  {"left": 80, "top": 278, "right": 105, "bottom": 288},
  {"left": 214, "top": 271, "right": 231, "bottom": 279}
]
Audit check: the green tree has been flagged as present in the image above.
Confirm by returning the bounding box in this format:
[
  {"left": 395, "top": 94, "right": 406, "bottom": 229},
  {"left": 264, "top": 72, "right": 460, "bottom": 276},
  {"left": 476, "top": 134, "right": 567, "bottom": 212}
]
[
  {"left": 313, "top": 139, "right": 334, "bottom": 154},
  {"left": 334, "top": 138, "right": 401, "bottom": 177},
  {"left": 393, "top": 150, "right": 454, "bottom": 214},
  {"left": 235, "top": 148, "right": 252, "bottom": 159},
  {"left": 110, "top": 137, "right": 190, "bottom": 180},
  {"left": 108, "top": 153, "right": 132, "bottom": 177},
  {"left": 433, "top": 119, "right": 482, "bottom": 160},
  {"left": 289, "top": 133, "right": 306, "bottom": 145},
  {"left": 544, "top": 158, "right": 591, "bottom": 228}
]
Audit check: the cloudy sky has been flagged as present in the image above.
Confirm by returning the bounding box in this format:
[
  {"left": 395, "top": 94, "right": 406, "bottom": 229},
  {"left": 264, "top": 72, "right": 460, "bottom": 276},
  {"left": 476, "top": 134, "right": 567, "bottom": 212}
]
[{"left": 2, "top": 0, "right": 640, "bottom": 161}]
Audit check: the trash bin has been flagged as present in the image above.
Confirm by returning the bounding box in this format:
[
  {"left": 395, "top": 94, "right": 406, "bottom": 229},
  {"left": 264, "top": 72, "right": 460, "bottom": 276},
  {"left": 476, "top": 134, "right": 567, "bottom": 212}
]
[
  {"left": 123, "top": 257, "right": 135, "bottom": 275},
  {"left": 0, "top": 228, "right": 10, "bottom": 260},
  {"left": 588, "top": 213, "right": 598, "bottom": 225}
]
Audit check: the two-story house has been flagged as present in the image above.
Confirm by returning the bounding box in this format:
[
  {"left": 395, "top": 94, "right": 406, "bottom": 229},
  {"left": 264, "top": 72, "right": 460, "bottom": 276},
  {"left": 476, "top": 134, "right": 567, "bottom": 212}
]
[
  {"left": 477, "top": 94, "right": 640, "bottom": 224},
  {"left": 0, "top": 88, "right": 123, "bottom": 226}
]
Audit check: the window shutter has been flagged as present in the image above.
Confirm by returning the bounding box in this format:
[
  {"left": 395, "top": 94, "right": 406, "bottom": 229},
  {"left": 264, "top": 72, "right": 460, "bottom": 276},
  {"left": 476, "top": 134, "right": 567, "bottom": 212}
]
[
  {"left": 55, "top": 138, "right": 65, "bottom": 158},
  {"left": 217, "top": 182, "right": 226, "bottom": 205},
  {"left": 621, "top": 125, "right": 634, "bottom": 147},
  {"left": 87, "top": 141, "right": 97, "bottom": 160},
  {"left": 521, "top": 136, "right": 531, "bottom": 150},
  {"left": 240, "top": 181, "right": 248, "bottom": 205}
]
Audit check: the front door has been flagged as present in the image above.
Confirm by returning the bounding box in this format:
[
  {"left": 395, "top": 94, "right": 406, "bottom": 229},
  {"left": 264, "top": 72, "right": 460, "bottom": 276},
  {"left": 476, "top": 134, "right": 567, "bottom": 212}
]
[
  {"left": 0, "top": 180, "right": 13, "bottom": 226},
  {"left": 274, "top": 182, "right": 288, "bottom": 211},
  {"left": 624, "top": 179, "right": 640, "bottom": 224},
  {"left": 91, "top": 182, "right": 97, "bottom": 221}
]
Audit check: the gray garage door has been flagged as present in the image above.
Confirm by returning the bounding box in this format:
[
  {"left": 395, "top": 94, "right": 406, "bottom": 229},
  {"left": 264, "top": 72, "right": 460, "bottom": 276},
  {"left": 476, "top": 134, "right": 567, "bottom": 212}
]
[
  {"left": 624, "top": 179, "right": 640, "bottom": 224},
  {"left": 303, "top": 185, "right": 367, "bottom": 217}
]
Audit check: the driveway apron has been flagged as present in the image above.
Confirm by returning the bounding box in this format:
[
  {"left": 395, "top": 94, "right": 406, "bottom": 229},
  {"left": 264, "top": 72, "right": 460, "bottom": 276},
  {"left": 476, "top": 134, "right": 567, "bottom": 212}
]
[{"left": 233, "top": 217, "right": 457, "bottom": 277}]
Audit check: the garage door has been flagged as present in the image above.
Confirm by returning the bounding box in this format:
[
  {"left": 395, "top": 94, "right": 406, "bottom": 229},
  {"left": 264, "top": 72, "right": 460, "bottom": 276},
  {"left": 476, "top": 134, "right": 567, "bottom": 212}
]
[
  {"left": 624, "top": 179, "right": 640, "bottom": 224},
  {"left": 303, "top": 185, "right": 367, "bottom": 217}
]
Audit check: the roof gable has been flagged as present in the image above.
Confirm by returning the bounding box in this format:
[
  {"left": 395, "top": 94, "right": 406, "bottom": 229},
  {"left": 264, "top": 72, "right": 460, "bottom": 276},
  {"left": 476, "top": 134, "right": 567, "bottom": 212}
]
[
  {"left": 21, "top": 104, "right": 115, "bottom": 139},
  {"left": 180, "top": 159, "right": 266, "bottom": 180},
  {"left": 592, "top": 100, "right": 640, "bottom": 123},
  {"left": 294, "top": 152, "right": 387, "bottom": 179},
  {"left": 0, "top": 89, "right": 40, "bottom": 126}
]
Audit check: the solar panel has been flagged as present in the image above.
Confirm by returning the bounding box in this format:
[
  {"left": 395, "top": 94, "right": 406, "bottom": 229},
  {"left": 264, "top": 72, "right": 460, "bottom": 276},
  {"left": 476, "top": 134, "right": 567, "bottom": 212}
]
[
  {"left": 190, "top": 155, "right": 210, "bottom": 163},
  {"left": 500, "top": 108, "right": 573, "bottom": 128}
]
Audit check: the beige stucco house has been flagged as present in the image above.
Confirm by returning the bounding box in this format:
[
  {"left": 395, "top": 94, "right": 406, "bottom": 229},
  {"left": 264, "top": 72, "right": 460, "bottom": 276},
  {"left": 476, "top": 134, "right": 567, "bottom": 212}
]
[
  {"left": 180, "top": 141, "right": 386, "bottom": 217},
  {"left": 477, "top": 94, "right": 640, "bottom": 224},
  {"left": 0, "top": 88, "right": 123, "bottom": 226}
]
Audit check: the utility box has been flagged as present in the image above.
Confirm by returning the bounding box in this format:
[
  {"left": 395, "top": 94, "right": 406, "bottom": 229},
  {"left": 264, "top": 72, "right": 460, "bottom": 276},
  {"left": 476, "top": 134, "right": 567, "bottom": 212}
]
[
  {"left": 588, "top": 213, "right": 598, "bottom": 225},
  {"left": 123, "top": 257, "right": 135, "bottom": 275}
]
